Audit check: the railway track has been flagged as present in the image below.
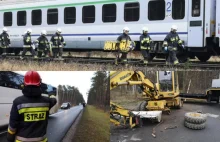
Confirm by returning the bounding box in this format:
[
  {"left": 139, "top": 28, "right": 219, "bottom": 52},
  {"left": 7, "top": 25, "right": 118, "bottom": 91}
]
[{"left": 1, "top": 55, "right": 220, "bottom": 69}]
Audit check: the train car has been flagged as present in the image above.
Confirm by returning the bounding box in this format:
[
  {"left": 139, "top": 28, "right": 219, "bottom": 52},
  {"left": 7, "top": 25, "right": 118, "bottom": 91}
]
[
  {"left": 0, "top": 0, "right": 218, "bottom": 62},
  {"left": 0, "top": 71, "right": 57, "bottom": 127}
]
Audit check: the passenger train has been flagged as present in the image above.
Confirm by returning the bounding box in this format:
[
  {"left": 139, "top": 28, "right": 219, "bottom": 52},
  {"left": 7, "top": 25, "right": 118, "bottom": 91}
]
[
  {"left": 0, "top": 71, "right": 57, "bottom": 127},
  {"left": 0, "top": 0, "right": 219, "bottom": 62}
]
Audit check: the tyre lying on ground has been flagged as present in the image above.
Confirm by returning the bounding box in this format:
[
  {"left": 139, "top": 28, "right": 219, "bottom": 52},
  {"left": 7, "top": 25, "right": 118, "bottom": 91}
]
[{"left": 184, "top": 112, "right": 207, "bottom": 130}]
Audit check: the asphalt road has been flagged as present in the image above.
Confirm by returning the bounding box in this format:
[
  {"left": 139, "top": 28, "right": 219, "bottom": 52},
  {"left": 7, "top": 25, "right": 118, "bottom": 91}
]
[
  {"left": 110, "top": 102, "right": 220, "bottom": 142},
  {"left": 0, "top": 105, "right": 83, "bottom": 142}
]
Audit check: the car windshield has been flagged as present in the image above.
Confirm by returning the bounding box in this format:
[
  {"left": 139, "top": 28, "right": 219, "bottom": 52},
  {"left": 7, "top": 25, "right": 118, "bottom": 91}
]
[{"left": 61, "top": 103, "right": 68, "bottom": 107}]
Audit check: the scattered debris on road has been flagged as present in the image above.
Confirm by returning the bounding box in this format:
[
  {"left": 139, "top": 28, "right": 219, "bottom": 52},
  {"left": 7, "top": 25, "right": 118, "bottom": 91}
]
[
  {"left": 152, "top": 120, "right": 163, "bottom": 138},
  {"left": 165, "top": 125, "right": 177, "bottom": 130}
]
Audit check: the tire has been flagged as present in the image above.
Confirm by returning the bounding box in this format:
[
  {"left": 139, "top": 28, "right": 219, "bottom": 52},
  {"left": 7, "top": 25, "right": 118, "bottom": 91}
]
[
  {"left": 184, "top": 121, "right": 205, "bottom": 130},
  {"left": 177, "top": 99, "right": 183, "bottom": 109},
  {"left": 139, "top": 101, "right": 147, "bottom": 111},
  {"left": 184, "top": 112, "right": 207, "bottom": 124}
]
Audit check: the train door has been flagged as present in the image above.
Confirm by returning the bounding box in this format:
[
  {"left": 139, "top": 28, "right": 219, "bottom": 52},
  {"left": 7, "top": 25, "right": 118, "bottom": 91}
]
[
  {"left": 216, "top": 0, "right": 220, "bottom": 45},
  {"left": 188, "top": 0, "right": 204, "bottom": 47}
]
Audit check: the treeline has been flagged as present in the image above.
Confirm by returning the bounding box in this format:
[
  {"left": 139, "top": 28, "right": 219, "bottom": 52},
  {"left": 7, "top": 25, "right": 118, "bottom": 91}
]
[
  {"left": 57, "top": 85, "right": 85, "bottom": 106},
  {"left": 87, "top": 71, "right": 109, "bottom": 111}
]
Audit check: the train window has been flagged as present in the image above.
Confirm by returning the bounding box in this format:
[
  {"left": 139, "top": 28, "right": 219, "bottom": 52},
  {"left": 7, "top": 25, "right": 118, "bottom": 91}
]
[
  {"left": 47, "top": 9, "right": 58, "bottom": 25},
  {"left": 172, "top": 0, "right": 185, "bottom": 20},
  {"left": 192, "top": 0, "right": 200, "bottom": 17},
  {"left": 4, "top": 12, "right": 12, "bottom": 26},
  {"left": 82, "top": 5, "right": 95, "bottom": 23},
  {"left": 102, "top": 4, "right": 116, "bottom": 23},
  {"left": 17, "top": 11, "right": 26, "bottom": 26},
  {"left": 32, "top": 10, "right": 42, "bottom": 25},
  {"left": 64, "top": 7, "right": 76, "bottom": 24},
  {"left": 124, "top": 2, "right": 139, "bottom": 22},
  {"left": 148, "top": 0, "right": 165, "bottom": 21}
]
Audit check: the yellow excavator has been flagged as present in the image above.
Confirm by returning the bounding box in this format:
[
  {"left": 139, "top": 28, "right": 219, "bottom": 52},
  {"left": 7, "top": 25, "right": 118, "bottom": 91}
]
[{"left": 110, "top": 71, "right": 183, "bottom": 128}]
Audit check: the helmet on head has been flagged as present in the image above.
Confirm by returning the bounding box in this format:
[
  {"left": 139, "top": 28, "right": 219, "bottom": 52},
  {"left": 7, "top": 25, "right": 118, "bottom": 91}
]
[
  {"left": 24, "top": 71, "right": 41, "bottom": 86},
  {"left": 3, "top": 27, "right": 8, "bottom": 32},
  {"left": 27, "top": 28, "right": 32, "bottom": 34},
  {"left": 171, "top": 25, "right": 178, "bottom": 31},
  {"left": 41, "top": 30, "right": 47, "bottom": 36},
  {"left": 57, "top": 28, "right": 62, "bottom": 34},
  {"left": 123, "top": 27, "right": 129, "bottom": 32},
  {"left": 142, "top": 27, "right": 148, "bottom": 32}
]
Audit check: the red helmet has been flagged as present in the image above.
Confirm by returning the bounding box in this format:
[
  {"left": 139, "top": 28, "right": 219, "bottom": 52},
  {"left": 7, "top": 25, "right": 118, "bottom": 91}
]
[{"left": 24, "top": 71, "right": 41, "bottom": 86}]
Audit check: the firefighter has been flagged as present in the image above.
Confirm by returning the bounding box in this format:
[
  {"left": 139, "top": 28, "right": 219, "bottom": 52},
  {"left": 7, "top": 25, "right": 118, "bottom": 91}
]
[
  {"left": 140, "top": 27, "right": 152, "bottom": 64},
  {"left": 35, "top": 30, "right": 50, "bottom": 58},
  {"left": 115, "top": 27, "right": 134, "bottom": 64},
  {"left": 0, "top": 27, "right": 11, "bottom": 56},
  {"left": 7, "top": 71, "right": 57, "bottom": 142},
  {"left": 50, "top": 28, "right": 66, "bottom": 58},
  {"left": 20, "top": 29, "right": 37, "bottom": 59},
  {"left": 163, "top": 25, "right": 183, "bottom": 65}
]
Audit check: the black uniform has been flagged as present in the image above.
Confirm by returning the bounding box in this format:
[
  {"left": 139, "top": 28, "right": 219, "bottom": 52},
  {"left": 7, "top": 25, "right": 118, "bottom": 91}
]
[
  {"left": 0, "top": 32, "right": 10, "bottom": 55},
  {"left": 140, "top": 33, "right": 152, "bottom": 63},
  {"left": 50, "top": 33, "right": 66, "bottom": 58},
  {"left": 35, "top": 35, "right": 49, "bottom": 58},
  {"left": 21, "top": 33, "right": 36, "bottom": 58},
  {"left": 7, "top": 86, "right": 57, "bottom": 142},
  {"left": 116, "top": 33, "right": 132, "bottom": 62},
  {"left": 164, "top": 31, "right": 182, "bottom": 64}
]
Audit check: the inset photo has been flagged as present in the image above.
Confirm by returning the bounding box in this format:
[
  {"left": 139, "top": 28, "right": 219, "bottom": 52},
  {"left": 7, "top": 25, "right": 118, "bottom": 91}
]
[
  {"left": 0, "top": 71, "right": 109, "bottom": 142},
  {"left": 110, "top": 71, "right": 220, "bottom": 142}
]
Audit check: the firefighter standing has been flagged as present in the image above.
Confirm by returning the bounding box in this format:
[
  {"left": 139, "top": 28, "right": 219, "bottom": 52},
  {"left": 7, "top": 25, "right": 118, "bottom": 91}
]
[
  {"left": 20, "top": 29, "right": 37, "bottom": 59},
  {"left": 0, "top": 27, "right": 11, "bottom": 56},
  {"left": 115, "top": 27, "right": 134, "bottom": 64},
  {"left": 35, "top": 30, "right": 50, "bottom": 58},
  {"left": 163, "top": 25, "right": 183, "bottom": 65},
  {"left": 7, "top": 71, "right": 57, "bottom": 142},
  {"left": 140, "top": 27, "right": 152, "bottom": 64},
  {"left": 50, "top": 28, "right": 66, "bottom": 58}
]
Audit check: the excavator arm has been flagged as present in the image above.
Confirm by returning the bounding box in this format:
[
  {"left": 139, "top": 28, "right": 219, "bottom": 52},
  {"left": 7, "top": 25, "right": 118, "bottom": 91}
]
[
  {"left": 110, "top": 71, "right": 163, "bottom": 128},
  {"left": 110, "top": 71, "right": 158, "bottom": 99}
]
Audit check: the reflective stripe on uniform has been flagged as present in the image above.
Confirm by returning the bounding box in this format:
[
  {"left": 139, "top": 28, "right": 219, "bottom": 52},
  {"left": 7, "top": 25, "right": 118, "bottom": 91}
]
[
  {"left": 16, "top": 135, "right": 47, "bottom": 142},
  {"left": 17, "top": 103, "right": 49, "bottom": 110},
  {"left": 49, "top": 95, "right": 56, "bottom": 98},
  {"left": 8, "top": 125, "right": 16, "bottom": 135},
  {"left": 18, "top": 107, "right": 49, "bottom": 114},
  {"left": 141, "top": 46, "right": 150, "bottom": 50},
  {"left": 23, "top": 45, "right": 31, "bottom": 48}
]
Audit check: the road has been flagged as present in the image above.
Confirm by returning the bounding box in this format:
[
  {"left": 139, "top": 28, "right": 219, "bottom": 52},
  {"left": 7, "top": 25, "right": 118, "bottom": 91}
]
[
  {"left": 110, "top": 102, "right": 220, "bottom": 142},
  {"left": 0, "top": 105, "right": 83, "bottom": 142}
]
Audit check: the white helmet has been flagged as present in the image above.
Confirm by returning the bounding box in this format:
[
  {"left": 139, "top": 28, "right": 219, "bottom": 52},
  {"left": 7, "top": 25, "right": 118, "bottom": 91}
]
[
  {"left": 3, "top": 27, "right": 8, "bottom": 32},
  {"left": 142, "top": 27, "right": 148, "bottom": 32},
  {"left": 171, "top": 25, "right": 178, "bottom": 31},
  {"left": 27, "top": 28, "right": 32, "bottom": 33},
  {"left": 41, "top": 30, "right": 47, "bottom": 35},
  {"left": 57, "top": 28, "right": 62, "bottom": 33},
  {"left": 123, "top": 27, "right": 129, "bottom": 31}
]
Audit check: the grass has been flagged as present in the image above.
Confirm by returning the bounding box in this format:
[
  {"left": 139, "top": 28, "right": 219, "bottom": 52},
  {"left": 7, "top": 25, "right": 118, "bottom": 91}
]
[{"left": 73, "top": 105, "right": 110, "bottom": 142}]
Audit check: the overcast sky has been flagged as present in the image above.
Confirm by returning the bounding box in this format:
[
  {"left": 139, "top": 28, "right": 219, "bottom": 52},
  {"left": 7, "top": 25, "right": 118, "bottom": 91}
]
[{"left": 15, "top": 71, "right": 95, "bottom": 102}]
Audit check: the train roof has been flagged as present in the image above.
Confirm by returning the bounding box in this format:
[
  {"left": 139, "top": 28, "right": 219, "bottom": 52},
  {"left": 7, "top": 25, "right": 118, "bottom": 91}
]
[{"left": 0, "top": 0, "right": 135, "bottom": 11}]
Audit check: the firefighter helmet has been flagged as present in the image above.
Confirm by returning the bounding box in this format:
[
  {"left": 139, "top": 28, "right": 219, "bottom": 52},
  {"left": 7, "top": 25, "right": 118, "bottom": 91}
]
[
  {"left": 3, "top": 27, "right": 8, "bottom": 32},
  {"left": 24, "top": 71, "right": 41, "bottom": 86}
]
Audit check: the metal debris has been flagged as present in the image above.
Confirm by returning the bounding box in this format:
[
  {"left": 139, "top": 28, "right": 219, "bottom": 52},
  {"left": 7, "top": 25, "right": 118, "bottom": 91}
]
[
  {"left": 152, "top": 120, "right": 163, "bottom": 138},
  {"left": 165, "top": 125, "right": 177, "bottom": 130}
]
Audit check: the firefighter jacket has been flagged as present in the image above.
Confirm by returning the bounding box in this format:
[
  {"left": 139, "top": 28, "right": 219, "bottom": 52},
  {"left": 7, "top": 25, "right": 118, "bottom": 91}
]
[
  {"left": 116, "top": 33, "right": 132, "bottom": 52},
  {"left": 7, "top": 86, "right": 57, "bottom": 142},
  {"left": 163, "top": 31, "right": 183, "bottom": 48},
  {"left": 140, "top": 34, "right": 152, "bottom": 50},
  {"left": 35, "top": 36, "right": 49, "bottom": 49},
  {"left": 50, "top": 33, "right": 66, "bottom": 48},
  {"left": 23, "top": 33, "right": 32, "bottom": 48},
  {"left": 0, "top": 32, "right": 10, "bottom": 47}
]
